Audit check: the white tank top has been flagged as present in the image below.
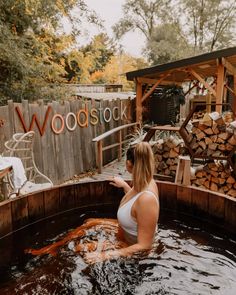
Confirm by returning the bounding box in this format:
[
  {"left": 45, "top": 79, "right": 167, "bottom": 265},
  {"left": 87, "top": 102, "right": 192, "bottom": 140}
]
[{"left": 117, "top": 190, "right": 158, "bottom": 237}]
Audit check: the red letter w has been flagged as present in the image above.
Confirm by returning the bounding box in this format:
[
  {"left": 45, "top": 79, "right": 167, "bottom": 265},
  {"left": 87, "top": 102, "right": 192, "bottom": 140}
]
[{"left": 15, "top": 106, "right": 52, "bottom": 136}]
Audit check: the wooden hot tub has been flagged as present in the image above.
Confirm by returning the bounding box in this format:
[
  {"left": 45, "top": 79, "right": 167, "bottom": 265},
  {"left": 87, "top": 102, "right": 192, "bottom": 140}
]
[{"left": 0, "top": 181, "right": 236, "bottom": 239}]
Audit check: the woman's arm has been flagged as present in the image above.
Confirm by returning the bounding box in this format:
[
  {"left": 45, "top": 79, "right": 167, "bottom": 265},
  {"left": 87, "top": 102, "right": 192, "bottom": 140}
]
[
  {"left": 84, "top": 193, "right": 159, "bottom": 263},
  {"left": 109, "top": 176, "right": 131, "bottom": 193}
]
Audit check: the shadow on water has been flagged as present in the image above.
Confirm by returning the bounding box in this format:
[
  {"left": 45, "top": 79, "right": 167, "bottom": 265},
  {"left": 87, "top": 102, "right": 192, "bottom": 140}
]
[{"left": 0, "top": 208, "right": 236, "bottom": 294}]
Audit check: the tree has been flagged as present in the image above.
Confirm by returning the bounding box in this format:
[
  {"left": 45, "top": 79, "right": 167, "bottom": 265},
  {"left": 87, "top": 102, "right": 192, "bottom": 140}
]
[
  {"left": 80, "top": 34, "right": 116, "bottom": 72},
  {"left": 0, "top": 0, "right": 100, "bottom": 103},
  {"left": 178, "top": 0, "right": 236, "bottom": 53},
  {"left": 91, "top": 54, "right": 148, "bottom": 91},
  {"left": 146, "top": 23, "right": 193, "bottom": 64},
  {"left": 64, "top": 33, "right": 117, "bottom": 83},
  {"left": 113, "top": 0, "right": 170, "bottom": 41}
]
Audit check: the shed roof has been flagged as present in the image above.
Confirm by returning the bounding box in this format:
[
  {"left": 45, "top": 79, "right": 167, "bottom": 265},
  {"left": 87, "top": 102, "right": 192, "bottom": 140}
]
[
  {"left": 126, "top": 46, "right": 236, "bottom": 83},
  {"left": 76, "top": 92, "right": 135, "bottom": 100}
]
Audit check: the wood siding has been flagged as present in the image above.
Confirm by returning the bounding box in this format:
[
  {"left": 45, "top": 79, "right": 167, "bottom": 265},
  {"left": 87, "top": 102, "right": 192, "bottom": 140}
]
[{"left": 0, "top": 98, "right": 133, "bottom": 184}]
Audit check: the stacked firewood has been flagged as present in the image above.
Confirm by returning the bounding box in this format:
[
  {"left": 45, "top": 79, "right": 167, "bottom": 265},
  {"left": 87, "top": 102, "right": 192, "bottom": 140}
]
[
  {"left": 151, "top": 136, "right": 186, "bottom": 178},
  {"left": 189, "top": 112, "right": 236, "bottom": 157},
  {"left": 192, "top": 110, "right": 205, "bottom": 120},
  {"left": 191, "top": 161, "right": 236, "bottom": 197}
]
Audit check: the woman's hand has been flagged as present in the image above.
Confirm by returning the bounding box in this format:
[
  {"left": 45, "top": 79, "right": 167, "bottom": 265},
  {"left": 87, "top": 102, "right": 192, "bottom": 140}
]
[
  {"left": 84, "top": 250, "right": 120, "bottom": 264},
  {"left": 109, "top": 176, "right": 131, "bottom": 193}
]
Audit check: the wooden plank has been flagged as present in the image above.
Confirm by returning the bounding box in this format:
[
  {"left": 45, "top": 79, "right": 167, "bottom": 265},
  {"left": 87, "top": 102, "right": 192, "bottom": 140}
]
[
  {"left": 52, "top": 101, "right": 71, "bottom": 182},
  {"left": 78, "top": 99, "right": 89, "bottom": 171},
  {"left": 90, "top": 98, "right": 99, "bottom": 167},
  {"left": 97, "top": 141, "right": 103, "bottom": 173},
  {"left": 148, "top": 125, "right": 180, "bottom": 131},
  {"left": 175, "top": 158, "right": 185, "bottom": 184},
  {"left": 0, "top": 201, "right": 12, "bottom": 237},
  {"left": 191, "top": 187, "right": 209, "bottom": 217},
  {"left": 28, "top": 191, "right": 45, "bottom": 223},
  {"left": 74, "top": 182, "right": 91, "bottom": 207},
  {"left": 208, "top": 192, "right": 225, "bottom": 220},
  {"left": 7, "top": 100, "right": 16, "bottom": 136},
  {"left": 224, "top": 197, "right": 236, "bottom": 228},
  {"left": 137, "top": 77, "right": 181, "bottom": 85},
  {"left": 136, "top": 80, "right": 142, "bottom": 122},
  {"left": 28, "top": 102, "right": 44, "bottom": 174},
  {"left": 92, "top": 122, "right": 138, "bottom": 142},
  {"left": 42, "top": 102, "right": 58, "bottom": 184},
  {"left": 158, "top": 181, "right": 177, "bottom": 211},
  {"left": 188, "top": 68, "right": 216, "bottom": 97},
  {"left": 0, "top": 105, "right": 11, "bottom": 153},
  {"left": 182, "top": 157, "right": 191, "bottom": 186},
  {"left": 177, "top": 185, "right": 192, "bottom": 213},
  {"left": 63, "top": 100, "right": 75, "bottom": 178},
  {"left": 110, "top": 99, "right": 116, "bottom": 161},
  {"left": 86, "top": 100, "right": 96, "bottom": 169},
  {"left": 13, "top": 102, "right": 26, "bottom": 133},
  {"left": 233, "top": 75, "right": 236, "bottom": 114},
  {"left": 141, "top": 72, "right": 171, "bottom": 103},
  {"left": 222, "top": 57, "right": 236, "bottom": 76},
  {"left": 70, "top": 100, "right": 84, "bottom": 175},
  {"left": 11, "top": 196, "right": 29, "bottom": 230},
  {"left": 44, "top": 186, "right": 60, "bottom": 217},
  {"left": 215, "top": 62, "right": 225, "bottom": 113},
  {"left": 59, "top": 184, "right": 75, "bottom": 211}
]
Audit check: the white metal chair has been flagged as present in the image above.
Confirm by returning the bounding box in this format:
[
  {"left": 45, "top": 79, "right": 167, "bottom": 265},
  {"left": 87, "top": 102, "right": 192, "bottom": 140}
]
[{"left": 2, "top": 131, "right": 53, "bottom": 197}]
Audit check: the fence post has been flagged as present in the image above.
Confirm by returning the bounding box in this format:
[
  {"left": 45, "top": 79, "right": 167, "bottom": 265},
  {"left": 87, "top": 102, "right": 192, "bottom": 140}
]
[
  {"left": 97, "top": 140, "right": 103, "bottom": 173},
  {"left": 118, "top": 130, "right": 122, "bottom": 161}
]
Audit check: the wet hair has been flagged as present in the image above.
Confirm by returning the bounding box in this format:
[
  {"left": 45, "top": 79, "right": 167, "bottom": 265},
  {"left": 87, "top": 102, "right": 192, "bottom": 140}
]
[
  {"left": 126, "top": 145, "right": 135, "bottom": 165},
  {"left": 129, "top": 142, "right": 155, "bottom": 192}
]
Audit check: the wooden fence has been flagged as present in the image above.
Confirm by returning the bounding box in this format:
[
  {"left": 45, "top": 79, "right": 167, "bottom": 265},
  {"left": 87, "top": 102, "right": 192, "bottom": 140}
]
[{"left": 0, "top": 98, "right": 134, "bottom": 184}]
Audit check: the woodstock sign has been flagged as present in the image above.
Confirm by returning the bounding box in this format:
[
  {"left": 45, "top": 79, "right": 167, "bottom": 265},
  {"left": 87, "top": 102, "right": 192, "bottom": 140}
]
[{"left": 15, "top": 103, "right": 128, "bottom": 136}]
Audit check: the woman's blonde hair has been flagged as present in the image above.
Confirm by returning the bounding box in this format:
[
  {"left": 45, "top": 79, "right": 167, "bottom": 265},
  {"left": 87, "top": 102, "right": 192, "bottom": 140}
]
[{"left": 132, "top": 142, "right": 154, "bottom": 192}]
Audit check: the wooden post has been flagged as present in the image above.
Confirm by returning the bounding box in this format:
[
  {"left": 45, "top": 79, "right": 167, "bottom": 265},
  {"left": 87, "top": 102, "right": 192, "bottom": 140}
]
[
  {"left": 136, "top": 80, "right": 142, "bottom": 123},
  {"left": 206, "top": 92, "right": 212, "bottom": 113},
  {"left": 233, "top": 75, "right": 236, "bottom": 115},
  {"left": 175, "top": 156, "right": 191, "bottom": 186},
  {"left": 215, "top": 62, "right": 225, "bottom": 113},
  {"left": 97, "top": 140, "right": 103, "bottom": 173},
  {"left": 118, "top": 130, "right": 122, "bottom": 161}
]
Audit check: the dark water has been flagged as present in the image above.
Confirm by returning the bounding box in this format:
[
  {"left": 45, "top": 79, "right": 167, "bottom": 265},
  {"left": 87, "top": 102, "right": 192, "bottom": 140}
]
[{"left": 0, "top": 207, "right": 236, "bottom": 295}]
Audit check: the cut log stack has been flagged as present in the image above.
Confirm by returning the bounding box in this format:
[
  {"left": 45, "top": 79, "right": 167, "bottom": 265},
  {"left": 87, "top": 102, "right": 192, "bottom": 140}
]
[
  {"left": 191, "top": 161, "right": 236, "bottom": 197},
  {"left": 192, "top": 110, "right": 205, "bottom": 120},
  {"left": 189, "top": 112, "right": 236, "bottom": 157},
  {"left": 151, "top": 136, "right": 186, "bottom": 178}
]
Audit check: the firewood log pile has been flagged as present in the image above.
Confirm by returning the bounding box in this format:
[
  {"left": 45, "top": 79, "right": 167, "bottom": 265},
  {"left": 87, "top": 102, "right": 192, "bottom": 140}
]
[
  {"left": 151, "top": 135, "right": 187, "bottom": 178},
  {"left": 188, "top": 111, "right": 236, "bottom": 157},
  {"left": 191, "top": 161, "right": 236, "bottom": 197}
]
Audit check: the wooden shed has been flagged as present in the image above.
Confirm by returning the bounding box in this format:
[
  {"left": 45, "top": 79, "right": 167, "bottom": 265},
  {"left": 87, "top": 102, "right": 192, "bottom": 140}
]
[{"left": 126, "top": 46, "right": 236, "bottom": 123}]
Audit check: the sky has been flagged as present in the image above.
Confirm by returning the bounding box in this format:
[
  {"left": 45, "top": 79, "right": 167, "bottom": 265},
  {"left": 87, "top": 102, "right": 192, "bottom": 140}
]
[{"left": 78, "top": 0, "right": 145, "bottom": 57}]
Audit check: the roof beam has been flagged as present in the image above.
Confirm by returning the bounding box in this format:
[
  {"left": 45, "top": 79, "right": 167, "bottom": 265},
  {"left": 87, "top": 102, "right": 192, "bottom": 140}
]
[
  {"left": 141, "top": 72, "right": 171, "bottom": 103},
  {"left": 222, "top": 57, "right": 236, "bottom": 76},
  {"left": 137, "top": 77, "right": 181, "bottom": 85},
  {"left": 187, "top": 68, "right": 216, "bottom": 97}
]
